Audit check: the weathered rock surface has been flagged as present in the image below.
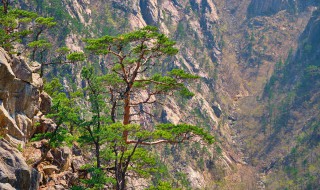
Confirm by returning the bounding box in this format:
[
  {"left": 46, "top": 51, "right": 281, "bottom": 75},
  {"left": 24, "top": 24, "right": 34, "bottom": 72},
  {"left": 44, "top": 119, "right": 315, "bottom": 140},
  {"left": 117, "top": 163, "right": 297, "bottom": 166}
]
[
  {"left": 40, "top": 92, "right": 52, "bottom": 115},
  {"left": 0, "top": 48, "right": 52, "bottom": 145},
  {"left": 11, "top": 57, "right": 33, "bottom": 83},
  {"left": 71, "top": 156, "right": 85, "bottom": 171},
  {"left": 43, "top": 165, "right": 59, "bottom": 175},
  {"left": 0, "top": 48, "right": 57, "bottom": 189},
  {"left": 51, "top": 147, "right": 72, "bottom": 171},
  {"left": 0, "top": 140, "right": 40, "bottom": 190},
  {"left": 140, "top": 0, "right": 158, "bottom": 26}
]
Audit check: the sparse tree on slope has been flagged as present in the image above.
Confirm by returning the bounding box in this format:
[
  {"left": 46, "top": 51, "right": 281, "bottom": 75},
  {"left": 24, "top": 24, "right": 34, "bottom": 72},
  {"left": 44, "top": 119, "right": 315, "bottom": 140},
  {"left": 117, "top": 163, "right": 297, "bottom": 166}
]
[{"left": 80, "top": 26, "right": 214, "bottom": 189}]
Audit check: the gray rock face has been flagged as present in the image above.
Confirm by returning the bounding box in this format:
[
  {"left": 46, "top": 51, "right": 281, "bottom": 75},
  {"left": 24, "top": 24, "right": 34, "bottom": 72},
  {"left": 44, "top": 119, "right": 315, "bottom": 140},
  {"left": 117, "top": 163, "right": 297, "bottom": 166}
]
[
  {"left": 11, "top": 57, "right": 33, "bottom": 83},
  {"left": 0, "top": 48, "right": 53, "bottom": 145},
  {"left": 71, "top": 156, "right": 85, "bottom": 171},
  {"left": 51, "top": 147, "right": 72, "bottom": 171},
  {"left": 0, "top": 47, "right": 55, "bottom": 190},
  {"left": 140, "top": 0, "right": 158, "bottom": 26},
  {"left": 0, "top": 140, "right": 40, "bottom": 190},
  {"left": 40, "top": 92, "right": 52, "bottom": 115}
]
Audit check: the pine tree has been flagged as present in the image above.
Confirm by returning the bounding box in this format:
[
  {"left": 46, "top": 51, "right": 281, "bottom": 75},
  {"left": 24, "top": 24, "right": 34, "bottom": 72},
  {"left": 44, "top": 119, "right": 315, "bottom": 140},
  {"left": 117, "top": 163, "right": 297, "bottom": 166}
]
[
  {"left": 43, "top": 26, "right": 214, "bottom": 190},
  {"left": 81, "top": 26, "right": 214, "bottom": 189}
]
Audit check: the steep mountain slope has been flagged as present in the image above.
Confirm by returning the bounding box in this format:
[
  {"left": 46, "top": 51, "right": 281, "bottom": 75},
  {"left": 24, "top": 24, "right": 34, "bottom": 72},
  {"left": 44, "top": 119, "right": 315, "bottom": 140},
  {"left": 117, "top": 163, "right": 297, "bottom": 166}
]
[
  {"left": 217, "top": 0, "right": 320, "bottom": 189},
  {"left": 1, "top": 0, "right": 319, "bottom": 189},
  {"left": 256, "top": 9, "right": 320, "bottom": 189}
]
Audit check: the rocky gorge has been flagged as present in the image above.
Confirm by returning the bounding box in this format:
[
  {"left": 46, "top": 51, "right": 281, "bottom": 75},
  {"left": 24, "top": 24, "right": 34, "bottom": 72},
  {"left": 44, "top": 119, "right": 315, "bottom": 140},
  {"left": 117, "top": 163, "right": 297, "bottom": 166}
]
[{"left": 0, "top": 0, "right": 319, "bottom": 189}]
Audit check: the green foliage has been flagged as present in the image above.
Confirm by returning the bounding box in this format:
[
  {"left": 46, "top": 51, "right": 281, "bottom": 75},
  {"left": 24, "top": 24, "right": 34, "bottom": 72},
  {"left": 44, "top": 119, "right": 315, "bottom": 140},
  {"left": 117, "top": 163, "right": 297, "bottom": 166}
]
[
  {"left": 34, "top": 17, "right": 56, "bottom": 28},
  {"left": 260, "top": 21, "right": 320, "bottom": 189},
  {"left": 33, "top": 79, "right": 78, "bottom": 148},
  {"left": 168, "top": 69, "right": 199, "bottom": 79},
  {"left": 154, "top": 123, "right": 214, "bottom": 144},
  {"left": 147, "top": 181, "right": 181, "bottom": 190},
  {"left": 80, "top": 167, "right": 115, "bottom": 190},
  {"left": 17, "top": 144, "right": 23, "bottom": 152},
  {"left": 28, "top": 39, "right": 52, "bottom": 50},
  {"left": 85, "top": 26, "right": 178, "bottom": 56},
  {"left": 56, "top": 46, "right": 71, "bottom": 54},
  {"left": 0, "top": 6, "right": 37, "bottom": 51},
  {"left": 176, "top": 21, "right": 186, "bottom": 39},
  {"left": 306, "top": 65, "right": 320, "bottom": 77},
  {"left": 215, "top": 145, "right": 222, "bottom": 155},
  {"left": 175, "top": 172, "right": 191, "bottom": 189},
  {"left": 179, "top": 86, "right": 195, "bottom": 98},
  {"left": 0, "top": 4, "right": 82, "bottom": 71},
  {"left": 32, "top": 127, "right": 74, "bottom": 148},
  {"left": 66, "top": 52, "right": 86, "bottom": 62},
  {"left": 44, "top": 78, "right": 64, "bottom": 95}
]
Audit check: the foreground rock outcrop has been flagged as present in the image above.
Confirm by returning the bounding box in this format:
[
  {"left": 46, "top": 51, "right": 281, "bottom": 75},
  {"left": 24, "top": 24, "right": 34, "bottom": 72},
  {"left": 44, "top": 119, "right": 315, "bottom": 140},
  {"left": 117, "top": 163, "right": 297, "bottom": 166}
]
[
  {"left": 0, "top": 48, "right": 53, "bottom": 146},
  {"left": 0, "top": 47, "right": 87, "bottom": 189},
  {"left": 0, "top": 139, "right": 40, "bottom": 190},
  {"left": 0, "top": 48, "right": 56, "bottom": 189}
]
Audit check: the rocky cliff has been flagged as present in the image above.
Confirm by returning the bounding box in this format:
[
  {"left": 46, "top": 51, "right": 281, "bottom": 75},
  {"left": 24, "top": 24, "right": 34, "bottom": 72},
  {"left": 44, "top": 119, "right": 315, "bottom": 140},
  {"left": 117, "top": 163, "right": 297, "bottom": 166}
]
[
  {"left": 0, "top": 48, "right": 46, "bottom": 189},
  {"left": 0, "top": 140, "right": 40, "bottom": 190},
  {"left": 0, "top": 48, "right": 54, "bottom": 146},
  {"left": 0, "top": 48, "right": 86, "bottom": 189}
]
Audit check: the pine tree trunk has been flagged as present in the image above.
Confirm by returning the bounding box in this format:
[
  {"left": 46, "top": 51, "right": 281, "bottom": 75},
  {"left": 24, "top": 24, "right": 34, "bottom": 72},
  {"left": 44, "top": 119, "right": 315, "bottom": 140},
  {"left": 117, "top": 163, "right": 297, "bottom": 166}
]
[
  {"left": 123, "top": 93, "right": 130, "bottom": 142},
  {"left": 116, "top": 170, "right": 126, "bottom": 190},
  {"left": 95, "top": 142, "right": 100, "bottom": 168},
  {"left": 2, "top": 0, "right": 8, "bottom": 14}
]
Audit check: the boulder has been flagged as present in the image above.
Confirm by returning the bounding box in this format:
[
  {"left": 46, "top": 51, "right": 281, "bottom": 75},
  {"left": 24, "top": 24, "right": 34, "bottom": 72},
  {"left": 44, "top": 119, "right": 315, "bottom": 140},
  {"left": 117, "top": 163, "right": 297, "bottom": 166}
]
[
  {"left": 35, "top": 115, "right": 56, "bottom": 134},
  {"left": 15, "top": 113, "right": 34, "bottom": 140},
  {"left": 0, "top": 49, "right": 14, "bottom": 82},
  {"left": 54, "top": 184, "right": 65, "bottom": 190},
  {"left": 11, "top": 56, "right": 33, "bottom": 83},
  {"left": 52, "top": 147, "right": 72, "bottom": 171},
  {"left": 23, "top": 144, "right": 42, "bottom": 164},
  {"left": 0, "top": 102, "right": 24, "bottom": 142},
  {"left": 40, "top": 92, "right": 52, "bottom": 114},
  {"left": 32, "top": 73, "right": 43, "bottom": 89},
  {"left": 0, "top": 140, "right": 40, "bottom": 190},
  {"left": 29, "top": 61, "right": 41, "bottom": 73},
  {"left": 72, "top": 156, "right": 85, "bottom": 171},
  {"left": 43, "top": 165, "right": 59, "bottom": 175}
]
